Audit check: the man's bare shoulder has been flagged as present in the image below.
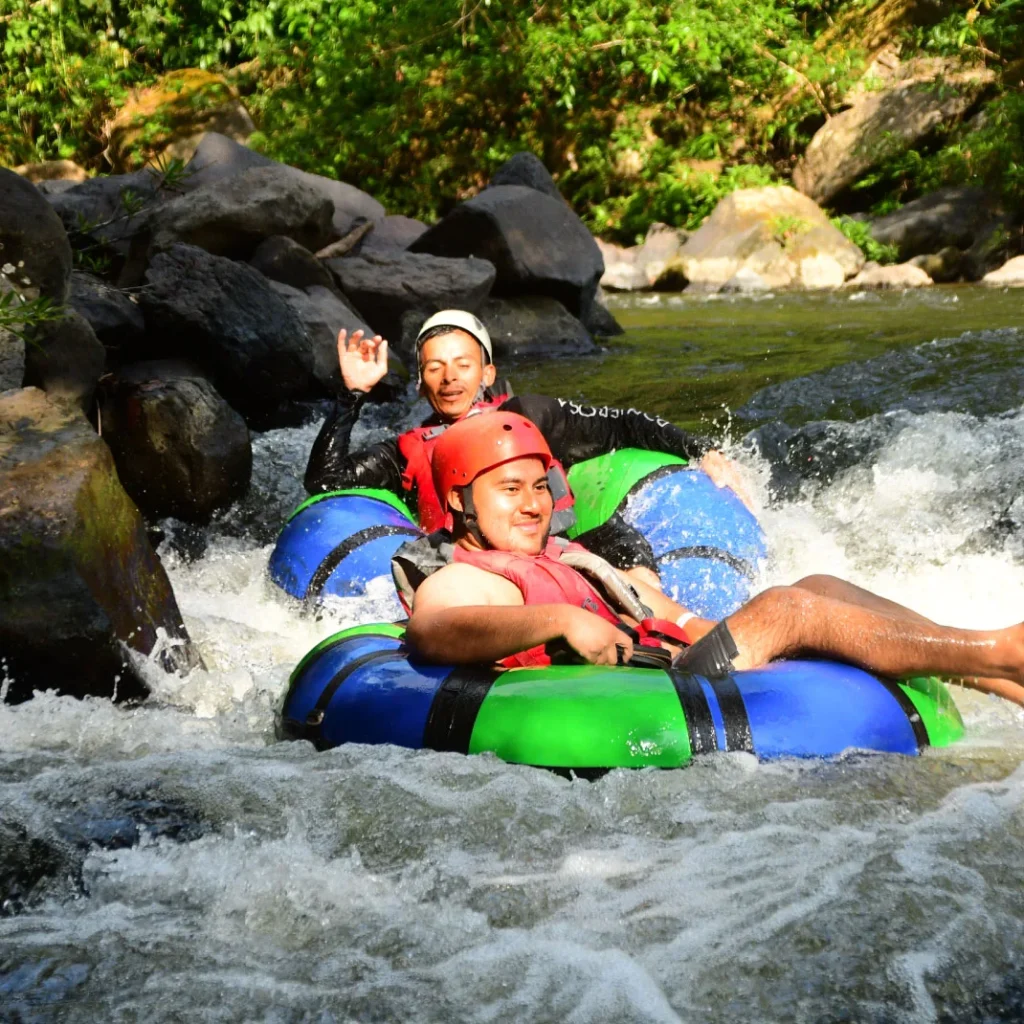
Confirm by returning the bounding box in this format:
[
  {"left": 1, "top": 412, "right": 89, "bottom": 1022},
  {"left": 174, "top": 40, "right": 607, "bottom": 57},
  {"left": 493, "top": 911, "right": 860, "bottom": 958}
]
[{"left": 413, "top": 562, "right": 523, "bottom": 612}]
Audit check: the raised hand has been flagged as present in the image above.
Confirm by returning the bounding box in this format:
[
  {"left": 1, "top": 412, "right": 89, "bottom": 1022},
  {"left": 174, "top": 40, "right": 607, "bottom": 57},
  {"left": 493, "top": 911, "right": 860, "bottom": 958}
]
[
  {"left": 338, "top": 328, "right": 389, "bottom": 393},
  {"left": 699, "top": 450, "right": 755, "bottom": 511}
]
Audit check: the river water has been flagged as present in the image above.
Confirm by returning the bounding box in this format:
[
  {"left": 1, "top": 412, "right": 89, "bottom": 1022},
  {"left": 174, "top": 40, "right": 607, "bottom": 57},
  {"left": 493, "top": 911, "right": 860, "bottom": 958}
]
[{"left": 4, "top": 288, "right": 1024, "bottom": 1023}]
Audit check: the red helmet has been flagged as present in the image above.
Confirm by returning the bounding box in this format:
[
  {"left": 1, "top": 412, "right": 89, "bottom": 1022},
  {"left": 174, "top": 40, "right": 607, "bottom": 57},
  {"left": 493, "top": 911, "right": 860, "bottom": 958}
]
[{"left": 431, "top": 411, "right": 553, "bottom": 513}]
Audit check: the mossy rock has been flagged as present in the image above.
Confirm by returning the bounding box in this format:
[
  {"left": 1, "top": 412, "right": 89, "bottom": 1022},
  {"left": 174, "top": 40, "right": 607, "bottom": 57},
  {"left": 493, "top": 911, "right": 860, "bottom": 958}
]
[
  {"left": 104, "top": 69, "right": 255, "bottom": 173},
  {"left": 0, "top": 388, "right": 201, "bottom": 703}
]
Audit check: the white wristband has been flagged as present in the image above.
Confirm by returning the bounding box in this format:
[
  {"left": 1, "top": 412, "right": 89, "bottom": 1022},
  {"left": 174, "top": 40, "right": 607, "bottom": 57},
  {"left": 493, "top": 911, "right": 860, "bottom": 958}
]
[{"left": 675, "top": 612, "right": 696, "bottom": 631}]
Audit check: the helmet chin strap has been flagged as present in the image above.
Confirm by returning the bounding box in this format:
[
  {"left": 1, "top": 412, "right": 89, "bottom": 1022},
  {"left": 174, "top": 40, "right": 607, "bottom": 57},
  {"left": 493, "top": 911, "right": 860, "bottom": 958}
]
[{"left": 457, "top": 484, "right": 491, "bottom": 549}]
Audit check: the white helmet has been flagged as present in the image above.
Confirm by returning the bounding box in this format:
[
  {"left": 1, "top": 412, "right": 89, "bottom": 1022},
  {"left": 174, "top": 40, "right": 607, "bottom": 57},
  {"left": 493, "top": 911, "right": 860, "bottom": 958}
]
[{"left": 415, "top": 309, "right": 493, "bottom": 365}]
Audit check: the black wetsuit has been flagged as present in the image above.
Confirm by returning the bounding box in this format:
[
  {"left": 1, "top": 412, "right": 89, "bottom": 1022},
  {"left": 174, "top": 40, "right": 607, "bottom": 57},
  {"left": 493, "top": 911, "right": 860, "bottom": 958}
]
[{"left": 304, "top": 386, "right": 714, "bottom": 571}]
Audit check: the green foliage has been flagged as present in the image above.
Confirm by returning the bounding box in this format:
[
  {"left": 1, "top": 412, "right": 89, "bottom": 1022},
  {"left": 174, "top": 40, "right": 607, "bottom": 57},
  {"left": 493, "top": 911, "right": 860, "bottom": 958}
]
[
  {"left": 830, "top": 216, "right": 899, "bottom": 264},
  {"left": 0, "top": 0, "right": 1019, "bottom": 240},
  {"left": 0, "top": 0, "right": 857, "bottom": 237},
  {"left": 0, "top": 290, "right": 62, "bottom": 340}
]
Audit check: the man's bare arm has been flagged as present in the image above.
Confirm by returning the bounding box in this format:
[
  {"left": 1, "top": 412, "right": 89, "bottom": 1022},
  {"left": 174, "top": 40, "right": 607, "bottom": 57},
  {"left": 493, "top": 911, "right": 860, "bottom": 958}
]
[{"left": 407, "top": 564, "right": 632, "bottom": 665}]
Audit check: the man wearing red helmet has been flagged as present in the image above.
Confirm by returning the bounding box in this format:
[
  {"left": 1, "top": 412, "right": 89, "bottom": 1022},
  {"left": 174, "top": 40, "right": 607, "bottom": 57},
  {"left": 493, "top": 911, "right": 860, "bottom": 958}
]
[
  {"left": 304, "top": 312, "right": 748, "bottom": 585},
  {"left": 399, "top": 412, "right": 1024, "bottom": 704}
]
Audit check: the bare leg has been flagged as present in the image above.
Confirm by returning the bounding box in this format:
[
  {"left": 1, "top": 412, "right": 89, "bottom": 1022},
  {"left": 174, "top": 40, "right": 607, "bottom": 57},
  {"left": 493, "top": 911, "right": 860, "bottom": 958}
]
[
  {"left": 791, "top": 575, "right": 936, "bottom": 626},
  {"left": 726, "top": 585, "right": 1024, "bottom": 698}
]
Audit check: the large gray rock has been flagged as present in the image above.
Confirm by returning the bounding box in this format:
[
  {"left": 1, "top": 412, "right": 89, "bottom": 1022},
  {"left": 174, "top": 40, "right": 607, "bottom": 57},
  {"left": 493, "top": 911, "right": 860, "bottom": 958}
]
[
  {"left": 69, "top": 272, "right": 146, "bottom": 357},
  {"left": 269, "top": 282, "right": 373, "bottom": 394},
  {"left": 869, "top": 187, "right": 1009, "bottom": 261},
  {"left": 46, "top": 170, "right": 162, "bottom": 248},
  {"left": 325, "top": 251, "right": 496, "bottom": 347},
  {"left": 357, "top": 215, "right": 428, "bottom": 256},
  {"left": 0, "top": 169, "right": 73, "bottom": 303},
  {"left": 598, "top": 222, "right": 690, "bottom": 291},
  {"left": 249, "top": 235, "right": 337, "bottom": 292},
  {"left": 794, "top": 59, "right": 996, "bottom": 204},
  {"left": 656, "top": 186, "right": 863, "bottom": 290},
  {"left": 183, "top": 132, "right": 385, "bottom": 237},
  {"left": 487, "top": 152, "right": 562, "bottom": 200},
  {"left": 410, "top": 185, "right": 604, "bottom": 322},
  {"left": 138, "top": 244, "right": 317, "bottom": 423},
  {"left": 23, "top": 310, "right": 106, "bottom": 411},
  {"left": 97, "top": 362, "right": 252, "bottom": 523},
  {"left": 146, "top": 166, "right": 335, "bottom": 260},
  {"left": 0, "top": 387, "right": 200, "bottom": 703},
  {"left": 479, "top": 296, "right": 596, "bottom": 358}
]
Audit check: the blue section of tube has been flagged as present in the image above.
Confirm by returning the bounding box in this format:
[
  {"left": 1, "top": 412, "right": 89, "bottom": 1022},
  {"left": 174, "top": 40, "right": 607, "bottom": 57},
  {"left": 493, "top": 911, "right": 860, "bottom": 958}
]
[
  {"left": 283, "top": 633, "right": 449, "bottom": 750},
  {"left": 621, "top": 468, "right": 768, "bottom": 620},
  {"left": 733, "top": 660, "right": 920, "bottom": 758},
  {"left": 268, "top": 495, "right": 421, "bottom": 599}
]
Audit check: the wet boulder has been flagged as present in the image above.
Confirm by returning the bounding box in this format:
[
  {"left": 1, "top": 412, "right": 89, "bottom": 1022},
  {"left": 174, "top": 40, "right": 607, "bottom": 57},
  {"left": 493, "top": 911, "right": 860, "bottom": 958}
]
[
  {"left": 657, "top": 186, "right": 863, "bottom": 291},
  {"left": 581, "top": 295, "right": 623, "bottom": 337},
  {"left": 325, "top": 251, "right": 495, "bottom": 346},
  {"left": 22, "top": 310, "right": 106, "bottom": 412},
  {"left": 0, "top": 169, "right": 73, "bottom": 303},
  {"left": 410, "top": 185, "right": 604, "bottom": 323},
  {"left": 68, "top": 272, "right": 146, "bottom": 359},
  {"left": 182, "top": 132, "right": 385, "bottom": 237},
  {"left": 97, "top": 361, "right": 252, "bottom": 523},
  {"left": 138, "top": 244, "right": 317, "bottom": 424},
  {"left": 145, "top": 165, "right": 336, "bottom": 261},
  {"left": 478, "top": 296, "right": 595, "bottom": 358},
  {"left": 249, "top": 235, "right": 337, "bottom": 293},
  {"left": 269, "top": 282, "right": 374, "bottom": 394},
  {"left": 487, "top": 152, "right": 562, "bottom": 200},
  {"left": 0, "top": 387, "right": 200, "bottom": 704}
]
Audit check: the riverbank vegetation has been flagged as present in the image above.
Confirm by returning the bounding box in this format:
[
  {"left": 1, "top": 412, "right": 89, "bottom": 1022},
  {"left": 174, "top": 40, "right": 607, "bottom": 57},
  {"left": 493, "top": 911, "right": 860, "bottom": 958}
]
[{"left": 2, "top": 0, "right": 1021, "bottom": 241}]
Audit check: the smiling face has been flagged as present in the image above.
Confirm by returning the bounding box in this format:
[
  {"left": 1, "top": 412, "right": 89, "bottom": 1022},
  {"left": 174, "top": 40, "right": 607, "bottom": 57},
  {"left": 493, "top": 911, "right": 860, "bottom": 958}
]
[
  {"left": 449, "top": 456, "right": 552, "bottom": 555},
  {"left": 419, "top": 330, "right": 497, "bottom": 421}
]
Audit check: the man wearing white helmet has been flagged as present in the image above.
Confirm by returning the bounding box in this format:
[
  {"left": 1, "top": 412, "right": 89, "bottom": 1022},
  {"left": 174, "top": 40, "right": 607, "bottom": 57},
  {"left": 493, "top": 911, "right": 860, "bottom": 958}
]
[{"left": 304, "top": 310, "right": 747, "bottom": 583}]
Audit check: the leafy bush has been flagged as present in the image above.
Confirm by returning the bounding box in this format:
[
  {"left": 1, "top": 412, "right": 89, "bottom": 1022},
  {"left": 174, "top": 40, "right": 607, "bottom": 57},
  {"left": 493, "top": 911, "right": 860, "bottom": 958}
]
[{"left": 830, "top": 216, "right": 899, "bottom": 264}]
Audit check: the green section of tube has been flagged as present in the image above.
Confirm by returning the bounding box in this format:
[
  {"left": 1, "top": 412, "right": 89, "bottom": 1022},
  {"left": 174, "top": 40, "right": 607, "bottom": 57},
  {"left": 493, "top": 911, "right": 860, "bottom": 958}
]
[
  {"left": 468, "top": 664, "right": 692, "bottom": 768},
  {"left": 900, "top": 676, "right": 966, "bottom": 748},
  {"left": 285, "top": 488, "right": 418, "bottom": 526},
  {"left": 565, "top": 448, "right": 688, "bottom": 537},
  {"left": 289, "top": 621, "right": 407, "bottom": 685}
]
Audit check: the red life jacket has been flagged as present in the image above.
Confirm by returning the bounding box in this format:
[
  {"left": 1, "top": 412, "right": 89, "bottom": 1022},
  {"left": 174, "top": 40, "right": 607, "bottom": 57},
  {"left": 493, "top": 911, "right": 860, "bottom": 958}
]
[
  {"left": 397, "top": 393, "right": 509, "bottom": 533},
  {"left": 453, "top": 539, "right": 624, "bottom": 668}
]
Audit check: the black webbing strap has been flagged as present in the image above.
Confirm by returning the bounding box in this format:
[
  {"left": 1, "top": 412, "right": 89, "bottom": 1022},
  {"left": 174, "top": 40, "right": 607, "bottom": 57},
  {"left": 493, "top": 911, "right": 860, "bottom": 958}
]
[
  {"left": 708, "top": 675, "right": 754, "bottom": 753},
  {"left": 422, "top": 665, "right": 500, "bottom": 754},
  {"left": 668, "top": 669, "right": 718, "bottom": 756},
  {"left": 303, "top": 525, "right": 422, "bottom": 606},
  {"left": 877, "top": 678, "right": 930, "bottom": 751},
  {"left": 656, "top": 545, "right": 754, "bottom": 577},
  {"left": 623, "top": 463, "right": 686, "bottom": 503}
]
